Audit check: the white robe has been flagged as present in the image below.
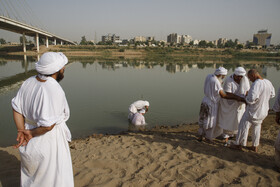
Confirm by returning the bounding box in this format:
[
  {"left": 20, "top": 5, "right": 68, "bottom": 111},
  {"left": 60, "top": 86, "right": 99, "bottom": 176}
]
[
  {"left": 128, "top": 100, "right": 148, "bottom": 121},
  {"left": 131, "top": 113, "right": 146, "bottom": 126},
  {"left": 218, "top": 75, "right": 250, "bottom": 132},
  {"left": 235, "top": 78, "right": 275, "bottom": 146},
  {"left": 273, "top": 87, "right": 280, "bottom": 151},
  {"left": 11, "top": 76, "right": 74, "bottom": 187},
  {"left": 198, "top": 74, "right": 223, "bottom": 140}
]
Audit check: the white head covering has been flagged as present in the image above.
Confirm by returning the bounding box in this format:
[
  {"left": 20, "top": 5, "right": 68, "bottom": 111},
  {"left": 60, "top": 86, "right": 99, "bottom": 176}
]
[
  {"left": 144, "top": 101, "right": 150, "bottom": 107},
  {"left": 214, "top": 67, "right": 228, "bottom": 75},
  {"left": 234, "top": 67, "right": 246, "bottom": 76},
  {"left": 35, "top": 52, "right": 68, "bottom": 75},
  {"left": 139, "top": 109, "right": 146, "bottom": 114}
]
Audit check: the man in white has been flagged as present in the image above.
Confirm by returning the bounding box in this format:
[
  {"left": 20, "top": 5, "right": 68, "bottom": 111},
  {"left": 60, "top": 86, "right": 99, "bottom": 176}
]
[
  {"left": 198, "top": 67, "right": 244, "bottom": 142},
  {"left": 131, "top": 109, "right": 146, "bottom": 126},
  {"left": 233, "top": 69, "right": 275, "bottom": 152},
  {"left": 218, "top": 67, "right": 250, "bottom": 141},
  {"left": 128, "top": 100, "right": 149, "bottom": 122},
  {"left": 12, "top": 52, "right": 74, "bottom": 187},
  {"left": 273, "top": 87, "right": 280, "bottom": 170}
]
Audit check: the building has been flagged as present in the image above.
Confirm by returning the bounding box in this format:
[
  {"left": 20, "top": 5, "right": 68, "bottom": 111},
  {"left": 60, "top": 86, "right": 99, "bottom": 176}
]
[
  {"left": 101, "top": 34, "right": 120, "bottom": 43},
  {"left": 167, "top": 33, "right": 180, "bottom": 44},
  {"left": 147, "top": 36, "right": 155, "bottom": 41},
  {"left": 253, "top": 29, "right": 272, "bottom": 47},
  {"left": 181, "top": 35, "right": 192, "bottom": 44},
  {"left": 134, "top": 36, "right": 146, "bottom": 42}
]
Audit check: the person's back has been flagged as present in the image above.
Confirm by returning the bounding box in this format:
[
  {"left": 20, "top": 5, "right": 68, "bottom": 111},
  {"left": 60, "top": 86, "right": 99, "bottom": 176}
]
[
  {"left": 204, "top": 74, "right": 222, "bottom": 104},
  {"left": 13, "top": 76, "right": 68, "bottom": 128},
  {"left": 246, "top": 79, "right": 275, "bottom": 121}
]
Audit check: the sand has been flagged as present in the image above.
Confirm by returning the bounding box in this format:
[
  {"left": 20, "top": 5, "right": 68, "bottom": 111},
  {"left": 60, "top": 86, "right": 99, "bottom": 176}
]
[{"left": 1, "top": 114, "right": 280, "bottom": 187}]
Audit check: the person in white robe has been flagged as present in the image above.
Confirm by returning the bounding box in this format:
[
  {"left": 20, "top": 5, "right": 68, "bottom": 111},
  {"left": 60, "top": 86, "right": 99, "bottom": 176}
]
[
  {"left": 11, "top": 52, "right": 74, "bottom": 187},
  {"left": 131, "top": 109, "right": 146, "bottom": 126},
  {"left": 198, "top": 67, "right": 245, "bottom": 142},
  {"left": 218, "top": 67, "right": 250, "bottom": 141},
  {"left": 273, "top": 87, "right": 280, "bottom": 170},
  {"left": 128, "top": 100, "right": 149, "bottom": 122},
  {"left": 233, "top": 69, "right": 275, "bottom": 152}
]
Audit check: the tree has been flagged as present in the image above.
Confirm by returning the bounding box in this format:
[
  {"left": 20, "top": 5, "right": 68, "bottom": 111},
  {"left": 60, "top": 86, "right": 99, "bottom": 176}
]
[
  {"left": 80, "top": 36, "right": 87, "bottom": 45},
  {"left": 20, "top": 36, "right": 27, "bottom": 44},
  {"left": 189, "top": 41, "right": 194, "bottom": 46},
  {"left": 236, "top": 44, "right": 243, "bottom": 50},
  {"left": 0, "top": 38, "right": 6, "bottom": 44},
  {"left": 198, "top": 40, "right": 207, "bottom": 48}
]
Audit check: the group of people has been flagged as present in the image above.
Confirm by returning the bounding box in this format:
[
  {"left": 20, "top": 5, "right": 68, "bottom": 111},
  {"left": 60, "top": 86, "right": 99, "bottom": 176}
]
[
  {"left": 198, "top": 66, "right": 280, "bottom": 168},
  {"left": 11, "top": 52, "right": 280, "bottom": 186}
]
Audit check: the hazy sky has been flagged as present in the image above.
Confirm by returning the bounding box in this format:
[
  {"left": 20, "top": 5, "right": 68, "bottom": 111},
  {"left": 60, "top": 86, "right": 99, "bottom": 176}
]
[{"left": 1, "top": 0, "right": 280, "bottom": 44}]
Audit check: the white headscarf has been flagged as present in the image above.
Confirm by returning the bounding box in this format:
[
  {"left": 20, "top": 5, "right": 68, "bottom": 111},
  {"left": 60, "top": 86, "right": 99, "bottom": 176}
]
[
  {"left": 234, "top": 67, "right": 246, "bottom": 76},
  {"left": 144, "top": 101, "right": 150, "bottom": 107},
  {"left": 35, "top": 52, "right": 68, "bottom": 75},
  {"left": 214, "top": 67, "right": 228, "bottom": 75}
]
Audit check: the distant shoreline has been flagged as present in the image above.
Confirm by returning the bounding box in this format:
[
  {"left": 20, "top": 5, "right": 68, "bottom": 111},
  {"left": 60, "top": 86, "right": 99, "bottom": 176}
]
[{"left": 1, "top": 45, "right": 280, "bottom": 61}]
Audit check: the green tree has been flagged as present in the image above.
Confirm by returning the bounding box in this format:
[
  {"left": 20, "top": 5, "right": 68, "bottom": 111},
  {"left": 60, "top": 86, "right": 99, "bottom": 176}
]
[
  {"left": 236, "top": 44, "right": 243, "bottom": 50},
  {"left": 198, "top": 40, "right": 207, "bottom": 48},
  {"left": 20, "top": 36, "right": 27, "bottom": 44},
  {"left": 189, "top": 41, "right": 194, "bottom": 46},
  {"left": 80, "top": 36, "right": 87, "bottom": 45},
  {"left": 0, "top": 38, "right": 6, "bottom": 44}
]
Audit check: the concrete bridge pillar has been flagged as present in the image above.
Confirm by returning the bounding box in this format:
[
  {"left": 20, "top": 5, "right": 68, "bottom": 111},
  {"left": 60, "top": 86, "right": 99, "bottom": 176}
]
[
  {"left": 46, "top": 36, "right": 49, "bottom": 48},
  {"left": 61, "top": 41, "right": 63, "bottom": 45},
  {"left": 54, "top": 38, "right": 56, "bottom": 45},
  {"left": 22, "top": 32, "right": 26, "bottom": 53},
  {"left": 36, "top": 33, "right": 39, "bottom": 53}
]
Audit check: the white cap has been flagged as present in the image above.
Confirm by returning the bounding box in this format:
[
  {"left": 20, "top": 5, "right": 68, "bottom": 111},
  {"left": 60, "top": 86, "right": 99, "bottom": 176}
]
[
  {"left": 234, "top": 67, "right": 246, "bottom": 76},
  {"left": 214, "top": 67, "right": 228, "bottom": 75},
  {"left": 35, "top": 52, "right": 68, "bottom": 75}
]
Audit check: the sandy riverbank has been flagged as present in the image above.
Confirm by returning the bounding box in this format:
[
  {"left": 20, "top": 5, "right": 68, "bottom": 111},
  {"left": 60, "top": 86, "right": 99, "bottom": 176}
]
[{"left": 0, "top": 114, "right": 280, "bottom": 187}]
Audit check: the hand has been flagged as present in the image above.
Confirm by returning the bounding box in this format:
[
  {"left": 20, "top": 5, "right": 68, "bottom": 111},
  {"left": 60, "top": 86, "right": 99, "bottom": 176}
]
[{"left": 14, "top": 131, "right": 27, "bottom": 148}]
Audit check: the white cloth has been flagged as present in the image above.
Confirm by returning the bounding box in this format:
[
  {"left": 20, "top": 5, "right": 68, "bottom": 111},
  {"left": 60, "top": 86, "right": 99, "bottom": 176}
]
[
  {"left": 11, "top": 76, "right": 74, "bottom": 187},
  {"left": 245, "top": 79, "right": 275, "bottom": 121},
  {"left": 198, "top": 74, "right": 223, "bottom": 140},
  {"left": 218, "top": 75, "right": 250, "bottom": 132},
  {"left": 214, "top": 67, "right": 228, "bottom": 75},
  {"left": 234, "top": 67, "right": 246, "bottom": 76},
  {"left": 128, "top": 100, "right": 149, "bottom": 120},
  {"left": 235, "top": 78, "right": 275, "bottom": 146},
  {"left": 273, "top": 87, "right": 280, "bottom": 151},
  {"left": 235, "top": 110, "right": 262, "bottom": 146},
  {"left": 36, "top": 52, "right": 68, "bottom": 75},
  {"left": 131, "top": 113, "right": 146, "bottom": 126}
]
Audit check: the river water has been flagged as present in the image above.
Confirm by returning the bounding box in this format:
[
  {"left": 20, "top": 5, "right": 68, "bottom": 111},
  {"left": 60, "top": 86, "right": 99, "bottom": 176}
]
[{"left": 0, "top": 56, "right": 279, "bottom": 146}]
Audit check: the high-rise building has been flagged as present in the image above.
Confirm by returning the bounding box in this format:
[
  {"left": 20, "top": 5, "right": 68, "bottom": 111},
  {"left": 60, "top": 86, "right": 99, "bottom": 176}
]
[
  {"left": 181, "top": 35, "right": 192, "bottom": 44},
  {"left": 167, "top": 33, "right": 192, "bottom": 44},
  {"left": 101, "top": 34, "right": 120, "bottom": 43},
  {"left": 134, "top": 36, "right": 146, "bottom": 42},
  {"left": 253, "top": 30, "right": 272, "bottom": 47}
]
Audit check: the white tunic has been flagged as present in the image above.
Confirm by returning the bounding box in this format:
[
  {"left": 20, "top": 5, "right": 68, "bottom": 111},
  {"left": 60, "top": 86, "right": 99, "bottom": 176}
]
[
  {"left": 218, "top": 75, "right": 250, "bottom": 131},
  {"left": 245, "top": 79, "right": 275, "bottom": 122},
  {"left": 198, "top": 74, "right": 223, "bottom": 130},
  {"left": 11, "top": 76, "right": 74, "bottom": 187},
  {"left": 273, "top": 87, "right": 280, "bottom": 151},
  {"left": 131, "top": 113, "right": 146, "bottom": 126}
]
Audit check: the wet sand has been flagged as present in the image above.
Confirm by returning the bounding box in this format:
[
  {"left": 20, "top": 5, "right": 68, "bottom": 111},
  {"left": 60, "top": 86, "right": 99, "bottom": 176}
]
[{"left": 1, "top": 114, "right": 280, "bottom": 186}]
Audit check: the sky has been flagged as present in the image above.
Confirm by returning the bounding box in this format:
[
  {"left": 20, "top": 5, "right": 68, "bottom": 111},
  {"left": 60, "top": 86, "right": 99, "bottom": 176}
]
[{"left": 0, "top": 0, "right": 280, "bottom": 44}]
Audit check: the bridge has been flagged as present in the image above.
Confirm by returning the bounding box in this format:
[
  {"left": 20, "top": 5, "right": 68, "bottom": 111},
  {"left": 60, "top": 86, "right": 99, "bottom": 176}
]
[
  {"left": 0, "top": 15, "right": 76, "bottom": 52},
  {"left": 0, "top": 0, "right": 76, "bottom": 53}
]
